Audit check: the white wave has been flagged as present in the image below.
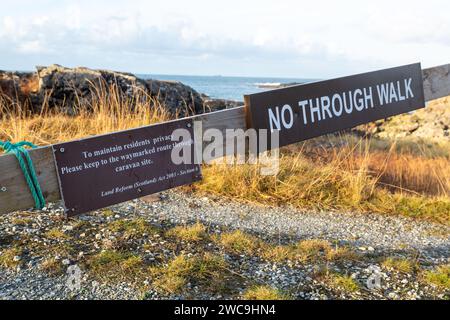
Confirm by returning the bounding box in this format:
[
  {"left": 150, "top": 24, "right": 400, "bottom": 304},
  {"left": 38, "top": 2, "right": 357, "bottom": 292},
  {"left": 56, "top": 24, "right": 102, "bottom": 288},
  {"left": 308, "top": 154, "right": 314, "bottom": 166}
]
[{"left": 254, "top": 82, "right": 282, "bottom": 88}]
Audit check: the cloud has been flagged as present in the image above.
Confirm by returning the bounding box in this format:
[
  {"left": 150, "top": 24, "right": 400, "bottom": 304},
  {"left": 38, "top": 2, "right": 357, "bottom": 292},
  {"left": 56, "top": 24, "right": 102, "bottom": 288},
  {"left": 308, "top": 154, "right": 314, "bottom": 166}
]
[
  {"left": 17, "top": 40, "right": 49, "bottom": 54},
  {"left": 0, "top": 0, "right": 449, "bottom": 77}
]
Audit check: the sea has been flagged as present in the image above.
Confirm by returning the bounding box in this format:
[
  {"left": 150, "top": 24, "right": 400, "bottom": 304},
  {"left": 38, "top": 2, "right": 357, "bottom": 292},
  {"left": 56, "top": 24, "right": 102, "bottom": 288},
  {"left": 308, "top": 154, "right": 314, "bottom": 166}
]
[{"left": 139, "top": 74, "right": 316, "bottom": 102}]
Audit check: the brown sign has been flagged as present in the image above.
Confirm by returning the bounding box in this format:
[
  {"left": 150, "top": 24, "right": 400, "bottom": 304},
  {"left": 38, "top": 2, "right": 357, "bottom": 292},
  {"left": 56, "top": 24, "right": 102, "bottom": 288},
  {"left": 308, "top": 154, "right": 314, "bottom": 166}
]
[
  {"left": 53, "top": 119, "right": 201, "bottom": 217},
  {"left": 245, "top": 63, "right": 425, "bottom": 148}
]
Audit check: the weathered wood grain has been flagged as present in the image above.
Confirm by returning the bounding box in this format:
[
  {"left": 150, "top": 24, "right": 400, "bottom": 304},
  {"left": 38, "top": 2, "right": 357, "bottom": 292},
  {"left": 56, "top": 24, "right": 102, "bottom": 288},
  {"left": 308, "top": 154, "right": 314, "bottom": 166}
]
[
  {"left": 0, "top": 65, "right": 449, "bottom": 215},
  {"left": 423, "top": 64, "right": 450, "bottom": 101}
]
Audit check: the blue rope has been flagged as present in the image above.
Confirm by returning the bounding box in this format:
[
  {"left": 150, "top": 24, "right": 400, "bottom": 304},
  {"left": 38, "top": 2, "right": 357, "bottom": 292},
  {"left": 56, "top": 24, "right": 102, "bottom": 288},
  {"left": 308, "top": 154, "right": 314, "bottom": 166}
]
[{"left": 0, "top": 140, "right": 46, "bottom": 210}]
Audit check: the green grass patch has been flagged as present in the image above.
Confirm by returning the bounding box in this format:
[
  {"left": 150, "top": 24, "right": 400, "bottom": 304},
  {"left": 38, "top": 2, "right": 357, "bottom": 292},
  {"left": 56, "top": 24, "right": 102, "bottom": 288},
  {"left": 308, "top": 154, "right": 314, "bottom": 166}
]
[
  {"left": 382, "top": 257, "right": 415, "bottom": 273},
  {"left": 423, "top": 265, "right": 450, "bottom": 290},
  {"left": 107, "top": 218, "right": 155, "bottom": 239},
  {"left": 330, "top": 274, "right": 359, "bottom": 293},
  {"left": 214, "top": 230, "right": 261, "bottom": 255},
  {"left": 44, "top": 228, "right": 69, "bottom": 240},
  {"left": 165, "top": 223, "right": 208, "bottom": 242},
  {"left": 242, "top": 286, "right": 289, "bottom": 300},
  {"left": 150, "top": 253, "right": 240, "bottom": 295},
  {"left": 86, "top": 250, "right": 144, "bottom": 282}
]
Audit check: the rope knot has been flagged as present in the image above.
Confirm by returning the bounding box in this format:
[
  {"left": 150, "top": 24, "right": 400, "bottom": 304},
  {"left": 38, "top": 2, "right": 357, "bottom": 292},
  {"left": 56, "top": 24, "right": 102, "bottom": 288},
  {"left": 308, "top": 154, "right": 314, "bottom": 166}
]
[{"left": 2, "top": 141, "right": 14, "bottom": 152}]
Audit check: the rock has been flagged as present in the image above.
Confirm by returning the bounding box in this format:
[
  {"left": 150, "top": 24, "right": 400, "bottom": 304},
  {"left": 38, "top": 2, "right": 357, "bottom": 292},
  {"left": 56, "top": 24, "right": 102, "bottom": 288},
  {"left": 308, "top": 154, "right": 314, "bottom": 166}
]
[
  {"left": 0, "top": 70, "right": 40, "bottom": 110},
  {"left": 355, "top": 97, "right": 450, "bottom": 142},
  {"left": 1, "top": 64, "right": 205, "bottom": 116},
  {"left": 62, "top": 259, "right": 70, "bottom": 266},
  {"left": 62, "top": 225, "right": 74, "bottom": 232},
  {"left": 388, "top": 292, "right": 399, "bottom": 300},
  {"left": 146, "top": 78, "right": 204, "bottom": 115},
  {"left": 202, "top": 97, "right": 243, "bottom": 112}
]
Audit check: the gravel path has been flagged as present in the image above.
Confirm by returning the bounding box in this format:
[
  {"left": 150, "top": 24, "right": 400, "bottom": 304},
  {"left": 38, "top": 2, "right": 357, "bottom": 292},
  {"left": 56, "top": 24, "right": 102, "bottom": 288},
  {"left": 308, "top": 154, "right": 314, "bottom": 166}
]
[{"left": 145, "top": 191, "right": 449, "bottom": 260}]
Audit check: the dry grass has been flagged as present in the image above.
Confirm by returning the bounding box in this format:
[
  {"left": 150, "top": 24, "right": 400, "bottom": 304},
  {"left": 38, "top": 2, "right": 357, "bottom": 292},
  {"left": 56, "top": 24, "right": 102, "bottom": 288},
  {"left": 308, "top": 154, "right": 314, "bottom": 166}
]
[
  {"left": 260, "top": 239, "right": 356, "bottom": 263},
  {"left": 149, "top": 253, "right": 238, "bottom": 295},
  {"left": 0, "top": 82, "right": 170, "bottom": 146},
  {"left": 214, "top": 230, "right": 357, "bottom": 264},
  {"left": 214, "top": 230, "right": 261, "bottom": 255},
  {"left": 11, "top": 217, "right": 33, "bottom": 226},
  {"left": 165, "top": 222, "right": 208, "bottom": 242},
  {"left": 325, "top": 247, "right": 358, "bottom": 262},
  {"left": 40, "top": 257, "right": 64, "bottom": 276},
  {"left": 423, "top": 264, "right": 450, "bottom": 290},
  {"left": 86, "top": 249, "right": 144, "bottom": 282},
  {"left": 263, "top": 239, "right": 332, "bottom": 263},
  {"left": 106, "top": 218, "right": 155, "bottom": 239},
  {"left": 0, "top": 247, "right": 22, "bottom": 269},
  {"left": 382, "top": 257, "right": 416, "bottom": 273},
  {"left": 44, "top": 228, "right": 68, "bottom": 240},
  {"left": 366, "top": 152, "right": 449, "bottom": 196},
  {"left": 196, "top": 137, "right": 450, "bottom": 225},
  {"left": 242, "top": 286, "right": 288, "bottom": 300},
  {"left": 330, "top": 274, "right": 360, "bottom": 293}
]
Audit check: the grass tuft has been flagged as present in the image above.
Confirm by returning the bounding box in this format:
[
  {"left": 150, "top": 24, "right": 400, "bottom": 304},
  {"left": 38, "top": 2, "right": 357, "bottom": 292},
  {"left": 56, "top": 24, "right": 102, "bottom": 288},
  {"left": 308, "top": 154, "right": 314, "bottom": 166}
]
[
  {"left": 150, "top": 253, "right": 238, "bottom": 295},
  {"left": 423, "top": 265, "right": 450, "bottom": 290},
  {"left": 107, "top": 218, "right": 155, "bottom": 239},
  {"left": 165, "top": 223, "right": 208, "bottom": 242},
  {"left": 40, "top": 257, "right": 64, "bottom": 276},
  {"left": 214, "top": 230, "right": 261, "bottom": 255},
  {"left": 242, "top": 286, "right": 288, "bottom": 300},
  {"left": 0, "top": 247, "right": 22, "bottom": 269},
  {"left": 330, "top": 274, "right": 359, "bottom": 293},
  {"left": 44, "top": 228, "right": 68, "bottom": 240},
  {"left": 86, "top": 250, "right": 144, "bottom": 281},
  {"left": 11, "top": 217, "right": 33, "bottom": 226},
  {"left": 260, "top": 239, "right": 336, "bottom": 263},
  {"left": 382, "top": 257, "right": 415, "bottom": 273}
]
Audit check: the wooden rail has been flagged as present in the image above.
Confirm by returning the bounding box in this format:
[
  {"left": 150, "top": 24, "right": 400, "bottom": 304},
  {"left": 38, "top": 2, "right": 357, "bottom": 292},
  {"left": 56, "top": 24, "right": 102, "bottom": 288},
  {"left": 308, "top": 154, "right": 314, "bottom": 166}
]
[{"left": 0, "top": 64, "right": 449, "bottom": 215}]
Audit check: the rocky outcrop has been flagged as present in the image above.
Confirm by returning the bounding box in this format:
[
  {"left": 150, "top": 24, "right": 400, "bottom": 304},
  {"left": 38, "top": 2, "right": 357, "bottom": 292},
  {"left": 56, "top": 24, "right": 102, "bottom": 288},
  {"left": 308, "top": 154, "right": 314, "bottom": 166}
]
[
  {"left": 0, "top": 71, "right": 40, "bottom": 109},
  {"left": 146, "top": 78, "right": 204, "bottom": 115},
  {"left": 355, "top": 98, "right": 450, "bottom": 141},
  {"left": 0, "top": 65, "right": 206, "bottom": 116}
]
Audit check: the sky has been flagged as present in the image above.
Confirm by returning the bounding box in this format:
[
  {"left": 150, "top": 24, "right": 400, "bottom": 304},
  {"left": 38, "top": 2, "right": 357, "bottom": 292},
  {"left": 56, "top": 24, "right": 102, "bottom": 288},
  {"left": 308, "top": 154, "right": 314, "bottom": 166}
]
[{"left": 1, "top": 0, "right": 449, "bottom": 78}]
